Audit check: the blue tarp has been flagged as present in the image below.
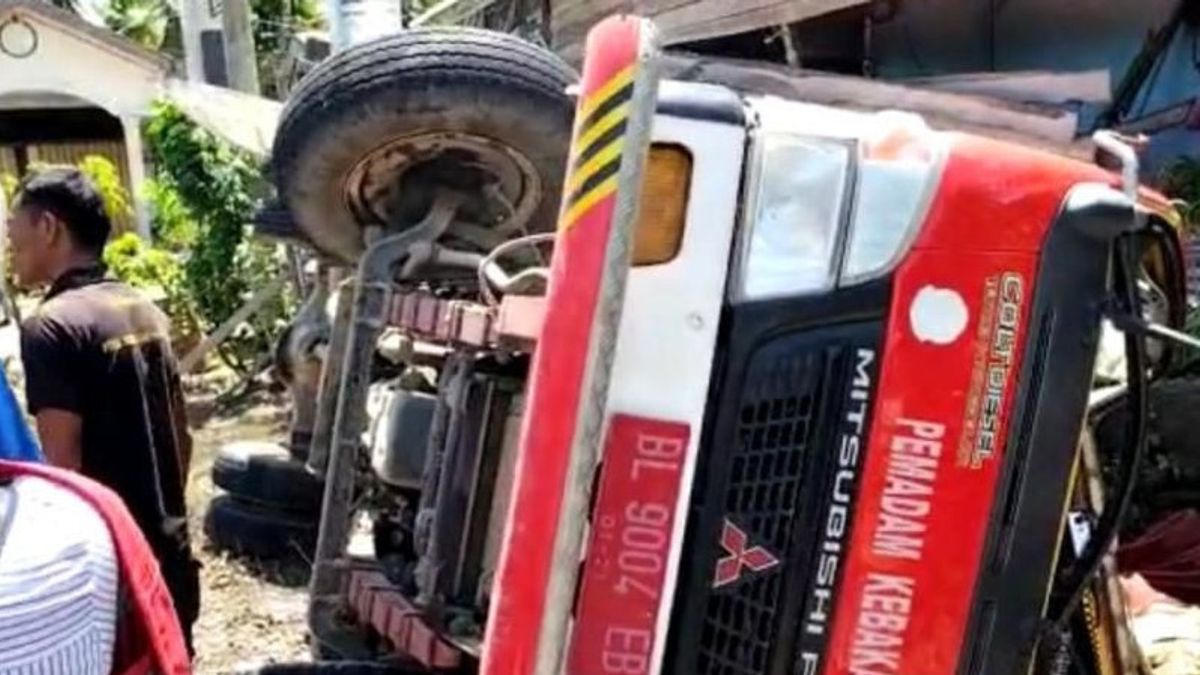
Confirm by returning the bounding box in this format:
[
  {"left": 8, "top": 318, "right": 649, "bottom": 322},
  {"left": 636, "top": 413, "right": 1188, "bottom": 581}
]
[{"left": 0, "top": 372, "right": 40, "bottom": 463}]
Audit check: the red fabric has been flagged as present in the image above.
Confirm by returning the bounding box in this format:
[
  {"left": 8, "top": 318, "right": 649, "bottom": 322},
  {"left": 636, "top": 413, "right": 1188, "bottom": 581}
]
[
  {"left": 0, "top": 461, "right": 191, "bottom": 675},
  {"left": 1118, "top": 509, "right": 1200, "bottom": 607}
]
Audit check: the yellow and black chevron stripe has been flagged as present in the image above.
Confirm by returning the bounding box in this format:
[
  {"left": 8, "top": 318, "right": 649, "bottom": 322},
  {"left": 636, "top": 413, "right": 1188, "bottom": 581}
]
[{"left": 560, "top": 64, "right": 637, "bottom": 231}]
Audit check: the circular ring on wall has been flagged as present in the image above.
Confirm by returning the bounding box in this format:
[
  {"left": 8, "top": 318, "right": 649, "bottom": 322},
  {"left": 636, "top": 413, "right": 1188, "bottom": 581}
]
[{"left": 0, "top": 16, "right": 38, "bottom": 59}]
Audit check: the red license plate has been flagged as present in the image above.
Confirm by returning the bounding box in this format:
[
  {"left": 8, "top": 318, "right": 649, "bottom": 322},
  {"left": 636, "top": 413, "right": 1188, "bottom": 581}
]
[{"left": 567, "top": 415, "right": 691, "bottom": 675}]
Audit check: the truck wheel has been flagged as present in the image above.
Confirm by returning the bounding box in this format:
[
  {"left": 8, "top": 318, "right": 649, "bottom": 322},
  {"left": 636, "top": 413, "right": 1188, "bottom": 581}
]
[
  {"left": 212, "top": 441, "right": 324, "bottom": 515},
  {"left": 205, "top": 494, "right": 318, "bottom": 560},
  {"left": 272, "top": 27, "right": 577, "bottom": 264}
]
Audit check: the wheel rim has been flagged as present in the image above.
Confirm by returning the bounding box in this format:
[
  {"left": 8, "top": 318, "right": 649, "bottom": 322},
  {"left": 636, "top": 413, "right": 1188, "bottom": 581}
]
[{"left": 345, "top": 131, "right": 544, "bottom": 251}]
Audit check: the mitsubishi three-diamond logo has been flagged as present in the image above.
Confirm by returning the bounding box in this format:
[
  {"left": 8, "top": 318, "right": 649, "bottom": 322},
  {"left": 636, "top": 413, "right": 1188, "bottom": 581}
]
[{"left": 712, "top": 518, "right": 780, "bottom": 588}]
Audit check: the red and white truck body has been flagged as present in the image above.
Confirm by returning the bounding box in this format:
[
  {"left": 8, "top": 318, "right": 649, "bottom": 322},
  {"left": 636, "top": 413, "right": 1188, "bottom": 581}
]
[{"left": 478, "top": 15, "right": 1161, "bottom": 675}]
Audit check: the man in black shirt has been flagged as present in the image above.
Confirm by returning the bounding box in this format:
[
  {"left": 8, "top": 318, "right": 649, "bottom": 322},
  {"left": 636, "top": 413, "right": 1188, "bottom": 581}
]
[{"left": 7, "top": 167, "right": 200, "bottom": 651}]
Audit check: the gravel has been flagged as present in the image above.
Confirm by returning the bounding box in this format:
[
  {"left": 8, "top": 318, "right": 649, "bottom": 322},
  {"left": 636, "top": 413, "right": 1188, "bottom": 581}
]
[{"left": 187, "top": 397, "right": 313, "bottom": 674}]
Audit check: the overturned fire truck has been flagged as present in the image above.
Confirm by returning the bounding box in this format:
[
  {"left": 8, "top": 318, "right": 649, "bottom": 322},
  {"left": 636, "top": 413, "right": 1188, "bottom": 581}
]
[{"left": 221, "top": 13, "right": 1192, "bottom": 675}]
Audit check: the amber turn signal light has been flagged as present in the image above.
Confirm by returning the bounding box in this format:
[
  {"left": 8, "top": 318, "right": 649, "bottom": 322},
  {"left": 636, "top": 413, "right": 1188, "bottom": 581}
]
[{"left": 633, "top": 144, "right": 692, "bottom": 266}]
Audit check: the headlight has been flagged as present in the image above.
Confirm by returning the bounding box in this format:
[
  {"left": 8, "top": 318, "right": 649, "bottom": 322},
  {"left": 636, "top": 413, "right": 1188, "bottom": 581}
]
[
  {"left": 735, "top": 134, "right": 853, "bottom": 301},
  {"left": 735, "top": 109, "right": 944, "bottom": 302},
  {"left": 842, "top": 113, "right": 944, "bottom": 284}
]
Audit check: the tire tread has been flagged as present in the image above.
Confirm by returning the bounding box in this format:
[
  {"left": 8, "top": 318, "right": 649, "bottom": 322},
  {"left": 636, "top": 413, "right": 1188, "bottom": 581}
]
[{"left": 270, "top": 28, "right": 576, "bottom": 261}]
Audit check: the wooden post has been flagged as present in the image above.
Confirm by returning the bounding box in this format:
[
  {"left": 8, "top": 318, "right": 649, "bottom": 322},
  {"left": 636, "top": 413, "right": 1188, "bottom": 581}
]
[{"left": 181, "top": 278, "right": 284, "bottom": 373}]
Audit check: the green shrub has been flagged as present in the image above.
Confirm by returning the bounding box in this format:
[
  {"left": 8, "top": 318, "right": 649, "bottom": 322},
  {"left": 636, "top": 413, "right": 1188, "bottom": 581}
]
[
  {"left": 103, "top": 232, "right": 199, "bottom": 340},
  {"left": 143, "top": 178, "right": 198, "bottom": 251},
  {"left": 77, "top": 155, "right": 134, "bottom": 225},
  {"left": 0, "top": 173, "right": 15, "bottom": 203},
  {"left": 1160, "top": 156, "right": 1200, "bottom": 231},
  {"left": 144, "top": 100, "right": 294, "bottom": 371}
]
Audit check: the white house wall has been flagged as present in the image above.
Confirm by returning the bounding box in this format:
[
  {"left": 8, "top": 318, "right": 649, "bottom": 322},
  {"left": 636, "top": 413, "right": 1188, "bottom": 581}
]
[{"left": 0, "top": 11, "right": 163, "bottom": 118}]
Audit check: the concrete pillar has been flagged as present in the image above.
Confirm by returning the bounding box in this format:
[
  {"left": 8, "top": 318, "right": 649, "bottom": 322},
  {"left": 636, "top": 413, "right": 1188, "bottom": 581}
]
[
  {"left": 325, "top": 0, "right": 350, "bottom": 51},
  {"left": 223, "top": 0, "right": 261, "bottom": 94},
  {"left": 179, "top": 0, "right": 206, "bottom": 82},
  {"left": 326, "top": 0, "right": 404, "bottom": 51},
  {"left": 120, "top": 115, "right": 151, "bottom": 240}
]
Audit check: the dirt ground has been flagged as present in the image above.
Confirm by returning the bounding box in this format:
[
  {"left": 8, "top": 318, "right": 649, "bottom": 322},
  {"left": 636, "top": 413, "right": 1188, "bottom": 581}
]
[{"left": 187, "top": 396, "right": 313, "bottom": 674}]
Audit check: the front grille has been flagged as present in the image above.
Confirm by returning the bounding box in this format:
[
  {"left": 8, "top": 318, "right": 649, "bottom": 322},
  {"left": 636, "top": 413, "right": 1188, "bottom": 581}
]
[{"left": 697, "top": 353, "right": 823, "bottom": 674}]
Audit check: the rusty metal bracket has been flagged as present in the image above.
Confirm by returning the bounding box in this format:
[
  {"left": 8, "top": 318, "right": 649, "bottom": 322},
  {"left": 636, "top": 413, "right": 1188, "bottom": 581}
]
[
  {"left": 306, "top": 276, "right": 356, "bottom": 476},
  {"left": 308, "top": 191, "right": 462, "bottom": 657},
  {"left": 387, "top": 291, "right": 545, "bottom": 352},
  {"left": 347, "top": 567, "right": 463, "bottom": 669}
]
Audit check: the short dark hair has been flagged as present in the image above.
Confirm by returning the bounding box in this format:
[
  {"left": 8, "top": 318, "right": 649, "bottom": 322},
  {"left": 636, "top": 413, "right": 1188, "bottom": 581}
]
[{"left": 15, "top": 167, "right": 112, "bottom": 254}]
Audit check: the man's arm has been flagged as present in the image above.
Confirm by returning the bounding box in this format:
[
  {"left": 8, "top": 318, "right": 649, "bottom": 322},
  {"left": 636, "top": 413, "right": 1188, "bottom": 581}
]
[
  {"left": 20, "top": 315, "right": 85, "bottom": 469},
  {"left": 35, "top": 409, "right": 83, "bottom": 470}
]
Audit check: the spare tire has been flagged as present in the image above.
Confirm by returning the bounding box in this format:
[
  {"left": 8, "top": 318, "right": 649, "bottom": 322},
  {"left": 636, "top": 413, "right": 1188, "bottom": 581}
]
[
  {"left": 212, "top": 441, "right": 324, "bottom": 514},
  {"left": 205, "top": 494, "right": 318, "bottom": 560},
  {"left": 272, "top": 28, "right": 577, "bottom": 264}
]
